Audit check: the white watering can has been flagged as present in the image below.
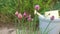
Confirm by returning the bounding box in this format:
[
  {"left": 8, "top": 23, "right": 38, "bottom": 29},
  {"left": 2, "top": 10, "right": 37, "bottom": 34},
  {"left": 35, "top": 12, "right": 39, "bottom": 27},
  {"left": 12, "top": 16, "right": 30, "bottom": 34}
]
[{"left": 34, "top": 10, "right": 60, "bottom": 34}]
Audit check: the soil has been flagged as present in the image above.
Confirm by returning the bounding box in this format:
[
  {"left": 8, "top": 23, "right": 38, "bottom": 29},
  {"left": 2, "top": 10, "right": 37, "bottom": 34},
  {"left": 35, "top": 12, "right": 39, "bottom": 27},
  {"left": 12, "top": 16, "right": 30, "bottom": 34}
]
[{"left": 0, "top": 23, "right": 40, "bottom": 34}]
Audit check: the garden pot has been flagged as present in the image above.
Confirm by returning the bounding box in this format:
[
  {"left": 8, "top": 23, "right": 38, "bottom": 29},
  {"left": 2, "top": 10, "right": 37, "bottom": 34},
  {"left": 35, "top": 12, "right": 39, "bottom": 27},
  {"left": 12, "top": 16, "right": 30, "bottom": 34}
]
[{"left": 39, "top": 15, "right": 60, "bottom": 34}]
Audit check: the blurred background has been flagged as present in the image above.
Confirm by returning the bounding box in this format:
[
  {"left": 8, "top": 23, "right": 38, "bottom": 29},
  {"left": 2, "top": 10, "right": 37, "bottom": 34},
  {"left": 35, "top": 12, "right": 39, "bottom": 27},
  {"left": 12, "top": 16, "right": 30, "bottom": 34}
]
[{"left": 0, "top": 0, "right": 60, "bottom": 34}]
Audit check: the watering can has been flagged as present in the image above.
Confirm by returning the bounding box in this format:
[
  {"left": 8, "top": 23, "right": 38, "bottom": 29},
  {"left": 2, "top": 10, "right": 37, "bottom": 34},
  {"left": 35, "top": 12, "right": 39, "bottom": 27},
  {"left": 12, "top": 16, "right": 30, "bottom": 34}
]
[{"left": 34, "top": 10, "right": 60, "bottom": 34}]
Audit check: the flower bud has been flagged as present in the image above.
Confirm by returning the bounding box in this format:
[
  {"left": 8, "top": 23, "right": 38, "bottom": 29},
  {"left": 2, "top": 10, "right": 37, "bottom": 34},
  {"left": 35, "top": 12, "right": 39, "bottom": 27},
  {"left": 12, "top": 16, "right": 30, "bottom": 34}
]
[
  {"left": 15, "top": 11, "right": 19, "bottom": 16},
  {"left": 27, "top": 17, "right": 32, "bottom": 22},
  {"left": 23, "top": 12, "right": 27, "bottom": 17},
  {"left": 35, "top": 5, "right": 40, "bottom": 10},
  {"left": 50, "top": 16, "right": 54, "bottom": 20},
  {"left": 27, "top": 15, "right": 32, "bottom": 21},
  {"left": 18, "top": 13, "right": 22, "bottom": 19}
]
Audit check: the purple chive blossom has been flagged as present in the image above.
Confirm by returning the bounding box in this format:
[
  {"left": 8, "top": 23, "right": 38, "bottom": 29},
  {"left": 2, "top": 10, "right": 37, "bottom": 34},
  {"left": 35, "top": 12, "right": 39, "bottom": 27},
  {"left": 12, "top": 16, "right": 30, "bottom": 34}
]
[
  {"left": 50, "top": 16, "right": 54, "bottom": 20},
  {"left": 35, "top": 5, "right": 40, "bottom": 10},
  {"left": 27, "top": 17, "right": 32, "bottom": 21},
  {"left": 23, "top": 12, "right": 27, "bottom": 17},
  {"left": 18, "top": 13, "right": 22, "bottom": 19},
  {"left": 27, "top": 15, "right": 32, "bottom": 21}
]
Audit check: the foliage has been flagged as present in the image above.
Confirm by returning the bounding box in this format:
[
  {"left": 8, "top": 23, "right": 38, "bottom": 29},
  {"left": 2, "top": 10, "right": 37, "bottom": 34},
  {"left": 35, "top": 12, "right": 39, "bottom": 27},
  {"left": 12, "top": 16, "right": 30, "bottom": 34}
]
[
  {"left": 0, "top": 0, "right": 60, "bottom": 31},
  {"left": 0, "top": 0, "right": 60, "bottom": 14}
]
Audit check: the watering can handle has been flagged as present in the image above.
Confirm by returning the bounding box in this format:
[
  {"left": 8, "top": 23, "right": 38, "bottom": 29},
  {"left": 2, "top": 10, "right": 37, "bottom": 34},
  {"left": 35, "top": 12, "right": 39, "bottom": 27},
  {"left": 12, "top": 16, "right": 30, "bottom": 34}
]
[
  {"left": 34, "top": 10, "right": 40, "bottom": 16},
  {"left": 34, "top": 10, "right": 45, "bottom": 18}
]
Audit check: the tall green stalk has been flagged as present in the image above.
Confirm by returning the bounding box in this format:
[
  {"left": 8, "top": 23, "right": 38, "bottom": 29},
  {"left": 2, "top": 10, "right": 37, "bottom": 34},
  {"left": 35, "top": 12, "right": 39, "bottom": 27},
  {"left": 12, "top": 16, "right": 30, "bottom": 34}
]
[{"left": 43, "top": 20, "right": 52, "bottom": 34}]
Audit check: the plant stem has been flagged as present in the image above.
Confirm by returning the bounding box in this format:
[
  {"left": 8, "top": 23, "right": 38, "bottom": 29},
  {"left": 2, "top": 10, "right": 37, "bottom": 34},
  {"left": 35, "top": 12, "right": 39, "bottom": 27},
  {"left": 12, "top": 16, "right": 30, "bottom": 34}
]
[
  {"left": 18, "top": 19, "right": 20, "bottom": 34},
  {"left": 15, "top": 18, "right": 18, "bottom": 34},
  {"left": 43, "top": 20, "right": 52, "bottom": 34}
]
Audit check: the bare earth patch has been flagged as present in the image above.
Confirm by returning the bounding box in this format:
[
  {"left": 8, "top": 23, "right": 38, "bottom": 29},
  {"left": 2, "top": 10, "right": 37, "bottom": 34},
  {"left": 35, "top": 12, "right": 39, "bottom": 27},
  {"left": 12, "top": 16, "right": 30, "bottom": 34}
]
[{"left": 0, "top": 27, "right": 40, "bottom": 34}]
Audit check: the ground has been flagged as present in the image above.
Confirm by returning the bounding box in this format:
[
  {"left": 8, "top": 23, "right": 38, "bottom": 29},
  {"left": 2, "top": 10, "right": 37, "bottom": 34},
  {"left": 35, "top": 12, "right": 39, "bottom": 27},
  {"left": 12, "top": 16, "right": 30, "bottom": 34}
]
[{"left": 0, "top": 23, "right": 40, "bottom": 34}]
